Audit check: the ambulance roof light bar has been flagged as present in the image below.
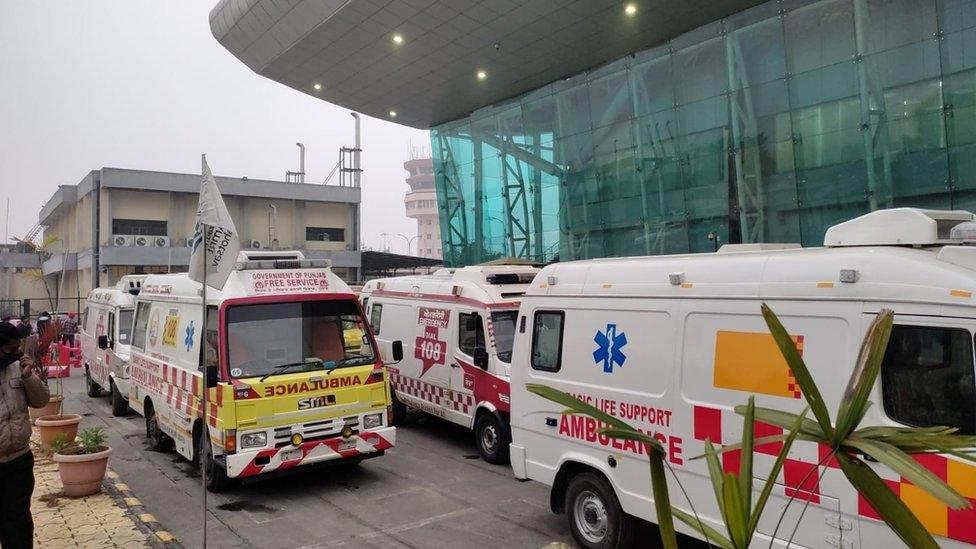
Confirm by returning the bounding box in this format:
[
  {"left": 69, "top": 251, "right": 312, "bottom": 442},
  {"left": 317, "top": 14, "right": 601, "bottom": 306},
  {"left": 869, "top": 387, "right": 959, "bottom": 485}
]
[
  {"left": 235, "top": 258, "right": 331, "bottom": 270},
  {"left": 824, "top": 208, "right": 974, "bottom": 247}
]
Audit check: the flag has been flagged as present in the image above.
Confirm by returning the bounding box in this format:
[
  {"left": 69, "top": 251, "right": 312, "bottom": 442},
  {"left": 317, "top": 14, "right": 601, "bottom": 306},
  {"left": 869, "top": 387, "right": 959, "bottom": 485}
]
[{"left": 189, "top": 159, "right": 240, "bottom": 290}]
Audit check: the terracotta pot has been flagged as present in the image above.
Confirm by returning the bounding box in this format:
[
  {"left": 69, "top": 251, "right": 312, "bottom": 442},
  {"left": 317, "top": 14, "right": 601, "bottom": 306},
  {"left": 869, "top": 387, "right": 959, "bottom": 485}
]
[
  {"left": 29, "top": 395, "right": 63, "bottom": 424},
  {"left": 53, "top": 447, "right": 112, "bottom": 497},
  {"left": 35, "top": 414, "right": 82, "bottom": 451}
]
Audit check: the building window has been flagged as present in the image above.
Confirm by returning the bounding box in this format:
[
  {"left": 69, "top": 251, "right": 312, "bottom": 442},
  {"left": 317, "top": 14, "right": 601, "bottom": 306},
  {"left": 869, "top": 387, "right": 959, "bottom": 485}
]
[
  {"left": 112, "top": 219, "right": 167, "bottom": 236},
  {"left": 306, "top": 227, "right": 345, "bottom": 242},
  {"left": 531, "top": 311, "right": 564, "bottom": 372},
  {"left": 882, "top": 325, "right": 976, "bottom": 435}
]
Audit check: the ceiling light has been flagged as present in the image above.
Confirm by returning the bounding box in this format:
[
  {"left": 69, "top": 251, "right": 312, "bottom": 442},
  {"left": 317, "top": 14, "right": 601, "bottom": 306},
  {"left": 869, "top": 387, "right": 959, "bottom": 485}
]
[
  {"left": 313, "top": 83, "right": 322, "bottom": 90},
  {"left": 392, "top": 34, "right": 403, "bottom": 44},
  {"left": 625, "top": 4, "right": 637, "bottom": 15},
  {"left": 477, "top": 70, "right": 487, "bottom": 80},
  {"left": 389, "top": 110, "right": 397, "bottom": 118}
]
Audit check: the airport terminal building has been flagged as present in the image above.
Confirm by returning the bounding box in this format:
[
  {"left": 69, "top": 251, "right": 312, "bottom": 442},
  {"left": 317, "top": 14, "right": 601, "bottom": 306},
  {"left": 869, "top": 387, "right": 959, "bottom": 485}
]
[{"left": 213, "top": 0, "right": 976, "bottom": 265}]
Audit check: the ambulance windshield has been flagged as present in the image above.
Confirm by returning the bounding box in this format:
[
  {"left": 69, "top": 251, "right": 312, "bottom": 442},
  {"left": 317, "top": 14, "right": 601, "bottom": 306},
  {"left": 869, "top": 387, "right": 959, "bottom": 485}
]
[
  {"left": 490, "top": 311, "right": 517, "bottom": 363},
  {"left": 226, "top": 299, "right": 374, "bottom": 379}
]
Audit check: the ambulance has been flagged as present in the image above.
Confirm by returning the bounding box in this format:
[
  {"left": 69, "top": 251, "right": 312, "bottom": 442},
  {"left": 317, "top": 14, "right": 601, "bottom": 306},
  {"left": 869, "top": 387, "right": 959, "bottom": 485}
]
[
  {"left": 80, "top": 275, "right": 146, "bottom": 416},
  {"left": 129, "top": 251, "right": 397, "bottom": 491},
  {"left": 361, "top": 264, "right": 539, "bottom": 463},
  {"left": 510, "top": 208, "right": 976, "bottom": 548}
]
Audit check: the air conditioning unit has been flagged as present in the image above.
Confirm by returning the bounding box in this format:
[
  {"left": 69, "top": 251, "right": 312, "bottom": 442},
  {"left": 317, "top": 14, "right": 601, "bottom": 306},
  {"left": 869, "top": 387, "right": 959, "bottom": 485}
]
[
  {"left": 248, "top": 239, "right": 263, "bottom": 249},
  {"left": 134, "top": 235, "right": 152, "bottom": 247},
  {"left": 113, "top": 235, "right": 134, "bottom": 247},
  {"left": 153, "top": 236, "right": 170, "bottom": 247}
]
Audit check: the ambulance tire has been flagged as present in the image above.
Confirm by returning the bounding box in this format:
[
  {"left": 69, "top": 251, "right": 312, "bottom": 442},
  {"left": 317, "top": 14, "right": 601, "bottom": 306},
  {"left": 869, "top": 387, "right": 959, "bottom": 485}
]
[
  {"left": 391, "top": 391, "right": 409, "bottom": 425},
  {"left": 110, "top": 380, "right": 128, "bottom": 417},
  {"left": 85, "top": 367, "right": 101, "bottom": 398},
  {"left": 146, "top": 403, "right": 171, "bottom": 451},
  {"left": 474, "top": 412, "right": 510, "bottom": 464},
  {"left": 565, "top": 472, "right": 635, "bottom": 549},
  {"left": 198, "top": 428, "right": 232, "bottom": 493}
]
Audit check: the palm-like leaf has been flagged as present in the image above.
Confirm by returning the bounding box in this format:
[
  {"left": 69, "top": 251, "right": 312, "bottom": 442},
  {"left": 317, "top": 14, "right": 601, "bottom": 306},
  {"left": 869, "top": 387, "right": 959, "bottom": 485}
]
[{"left": 833, "top": 310, "right": 893, "bottom": 444}]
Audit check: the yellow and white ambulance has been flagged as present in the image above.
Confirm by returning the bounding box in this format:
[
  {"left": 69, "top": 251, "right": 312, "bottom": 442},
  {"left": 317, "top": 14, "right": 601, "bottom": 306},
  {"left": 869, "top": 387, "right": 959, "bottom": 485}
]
[
  {"left": 361, "top": 264, "right": 538, "bottom": 463},
  {"left": 129, "top": 251, "right": 397, "bottom": 491},
  {"left": 80, "top": 275, "right": 146, "bottom": 416},
  {"left": 511, "top": 208, "right": 976, "bottom": 548}
]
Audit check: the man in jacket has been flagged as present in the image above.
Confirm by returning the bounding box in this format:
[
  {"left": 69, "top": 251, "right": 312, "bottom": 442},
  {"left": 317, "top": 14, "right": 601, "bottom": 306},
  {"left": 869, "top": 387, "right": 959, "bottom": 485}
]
[{"left": 0, "top": 321, "right": 50, "bottom": 548}]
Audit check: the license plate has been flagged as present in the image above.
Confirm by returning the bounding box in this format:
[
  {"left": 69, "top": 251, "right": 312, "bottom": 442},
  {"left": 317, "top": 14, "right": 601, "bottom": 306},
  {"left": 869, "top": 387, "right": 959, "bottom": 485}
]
[
  {"left": 280, "top": 448, "right": 302, "bottom": 462},
  {"left": 339, "top": 439, "right": 357, "bottom": 451}
]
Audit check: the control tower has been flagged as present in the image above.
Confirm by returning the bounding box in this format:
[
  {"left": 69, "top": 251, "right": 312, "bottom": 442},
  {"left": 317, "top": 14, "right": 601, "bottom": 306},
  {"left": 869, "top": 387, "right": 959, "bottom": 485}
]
[{"left": 403, "top": 156, "right": 441, "bottom": 259}]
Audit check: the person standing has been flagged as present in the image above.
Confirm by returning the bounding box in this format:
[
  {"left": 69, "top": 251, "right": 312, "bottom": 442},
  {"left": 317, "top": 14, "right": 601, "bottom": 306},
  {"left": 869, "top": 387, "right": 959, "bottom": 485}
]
[
  {"left": 0, "top": 322, "right": 50, "bottom": 548},
  {"left": 61, "top": 312, "right": 78, "bottom": 346},
  {"left": 34, "top": 312, "right": 50, "bottom": 336}
]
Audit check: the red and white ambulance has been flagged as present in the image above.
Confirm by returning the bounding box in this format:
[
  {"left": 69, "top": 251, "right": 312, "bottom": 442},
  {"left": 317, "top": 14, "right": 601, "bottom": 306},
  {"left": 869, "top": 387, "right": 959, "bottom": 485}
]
[
  {"left": 129, "top": 251, "right": 397, "bottom": 491},
  {"left": 360, "top": 264, "right": 539, "bottom": 463},
  {"left": 511, "top": 208, "right": 976, "bottom": 548},
  {"left": 80, "top": 275, "right": 146, "bottom": 416}
]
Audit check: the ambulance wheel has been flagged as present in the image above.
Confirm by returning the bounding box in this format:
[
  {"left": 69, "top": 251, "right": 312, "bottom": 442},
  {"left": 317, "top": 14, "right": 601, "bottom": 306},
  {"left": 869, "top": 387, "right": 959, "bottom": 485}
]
[
  {"left": 391, "top": 391, "right": 408, "bottom": 425},
  {"left": 475, "top": 412, "right": 510, "bottom": 464},
  {"left": 85, "top": 368, "right": 101, "bottom": 398},
  {"left": 198, "top": 428, "right": 232, "bottom": 493},
  {"left": 146, "top": 403, "right": 171, "bottom": 451},
  {"left": 110, "top": 380, "right": 128, "bottom": 417},
  {"left": 566, "top": 472, "right": 635, "bottom": 549}
]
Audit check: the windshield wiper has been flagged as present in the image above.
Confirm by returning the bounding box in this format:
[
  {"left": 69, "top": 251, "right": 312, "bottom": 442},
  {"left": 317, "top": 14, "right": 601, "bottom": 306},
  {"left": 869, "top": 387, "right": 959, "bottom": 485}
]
[
  {"left": 326, "top": 354, "right": 373, "bottom": 374},
  {"left": 259, "top": 358, "right": 323, "bottom": 382}
]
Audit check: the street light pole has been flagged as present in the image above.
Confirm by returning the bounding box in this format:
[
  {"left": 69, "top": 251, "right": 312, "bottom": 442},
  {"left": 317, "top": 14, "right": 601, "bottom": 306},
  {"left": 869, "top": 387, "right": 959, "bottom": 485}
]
[{"left": 396, "top": 233, "right": 419, "bottom": 255}]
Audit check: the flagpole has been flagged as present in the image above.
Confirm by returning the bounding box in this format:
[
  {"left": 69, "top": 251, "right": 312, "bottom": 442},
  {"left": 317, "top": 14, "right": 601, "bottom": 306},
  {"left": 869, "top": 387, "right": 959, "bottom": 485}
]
[{"left": 200, "top": 153, "right": 209, "bottom": 549}]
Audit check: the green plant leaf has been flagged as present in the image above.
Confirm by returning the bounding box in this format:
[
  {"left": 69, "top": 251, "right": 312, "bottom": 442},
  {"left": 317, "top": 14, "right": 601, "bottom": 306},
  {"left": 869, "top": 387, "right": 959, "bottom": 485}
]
[
  {"left": 739, "top": 396, "right": 755, "bottom": 522},
  {"left": 722, "top": 472, "right": 749, "bottom": 548},
  {"left": 689, "top": 435, "right": 800, "bottom": 460},
  {"left": 836, "top": 453, "right": 939, "bottom": 548},
  {"left": 834, "top": 310, "right": 893, "bottom": 444},
  {"left": 649, "top": 447, "right": 679, "bottom": 549},
  {"left": 526, "top": 384, "right": 632, "bottom": 431},
  {"left": 671, "top": 506, "right": 734, "bottom": 549},
  {"left": 598, "top": 428, "right": 666, "bottom": 453},
  {"left": 703, "top": 440, "right": 727, "bottom": 519},
  {"left": 747, "top": 407, "right": 825, "bottom": 439},
  {"left": 748, "top": 406, "right": 810, "bottom": 534},
  {"left": 761, "top": 304, "right": 833, "bottom": 438},
  {"left": 843, "top": 437, "right": 969, "bottom": 509}
]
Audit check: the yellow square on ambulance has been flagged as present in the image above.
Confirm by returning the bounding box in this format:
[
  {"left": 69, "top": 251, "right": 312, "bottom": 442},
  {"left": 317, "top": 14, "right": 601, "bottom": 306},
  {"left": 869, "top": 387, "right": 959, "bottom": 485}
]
[{"left": 713, "top": 331, "right": 803, "bottom": 399}]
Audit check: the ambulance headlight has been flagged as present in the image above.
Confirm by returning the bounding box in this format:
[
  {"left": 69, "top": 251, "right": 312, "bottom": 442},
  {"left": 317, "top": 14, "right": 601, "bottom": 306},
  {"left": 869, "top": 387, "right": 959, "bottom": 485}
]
[
  {"left": 240, "top": 431, "right": 267, "bottom": 449},
  {"left": 363, "top": 413, "right": 383, "bottom": 430}
]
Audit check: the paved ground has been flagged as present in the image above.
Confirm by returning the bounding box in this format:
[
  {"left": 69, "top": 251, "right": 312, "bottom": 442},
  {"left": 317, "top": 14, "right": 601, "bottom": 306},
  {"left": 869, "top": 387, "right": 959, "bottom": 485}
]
[
  {"left": 61, "top": 375, "right": 575, "bottom": 549},
  {"left": 30, "top": 429, "right": 155, "bottom": 548}
]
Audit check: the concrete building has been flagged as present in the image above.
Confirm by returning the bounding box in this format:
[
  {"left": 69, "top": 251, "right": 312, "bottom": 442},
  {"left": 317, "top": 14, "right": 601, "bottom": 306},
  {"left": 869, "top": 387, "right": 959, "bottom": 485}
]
[
  {"left": 0, "top": 243, "right": 46, "bottom": 318},
  {"left": 403, "top": 157, "right": 441, "bottom": 260},
  {"left": 212, "top": 0, "right": 976, "bottom": 267},
  {"left": 37, "top": 166, "right": 362, "bottom": 303}
]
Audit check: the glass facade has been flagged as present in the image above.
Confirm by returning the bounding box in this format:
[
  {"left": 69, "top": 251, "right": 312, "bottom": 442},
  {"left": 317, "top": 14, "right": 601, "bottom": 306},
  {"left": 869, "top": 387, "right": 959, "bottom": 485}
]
[{"left": 431, "top": 0, "right": 976, "bottom": 266}]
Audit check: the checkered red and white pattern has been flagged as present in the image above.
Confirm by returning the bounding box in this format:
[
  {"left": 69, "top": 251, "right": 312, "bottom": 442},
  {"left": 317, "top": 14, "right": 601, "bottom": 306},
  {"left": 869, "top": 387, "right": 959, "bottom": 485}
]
[
  {"left": 389, "top": 370, "right": 475, "bottom": 415},
  {"left": 692, "top": 404, "right": 976, "bottom": 544}
]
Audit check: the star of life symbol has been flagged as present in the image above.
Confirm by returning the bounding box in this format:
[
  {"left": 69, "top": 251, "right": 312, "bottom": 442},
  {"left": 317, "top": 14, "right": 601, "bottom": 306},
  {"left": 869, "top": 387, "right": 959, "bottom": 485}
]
[
  {"left": 184, "top": 321, "right": 195, "bottom": 352},
  {"left": 593, "top": 323, "right": 627, "bottom": 373}
]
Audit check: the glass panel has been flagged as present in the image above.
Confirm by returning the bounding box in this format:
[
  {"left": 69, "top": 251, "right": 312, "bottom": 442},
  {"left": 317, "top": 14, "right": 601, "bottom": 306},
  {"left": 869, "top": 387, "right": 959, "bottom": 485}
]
[
  {"left": 881, "top": 325, "right": 975, "bottom": 435},
  {"left": 531, "top": 311, "right": 564, "bottom": 372},
  {"left": 118, "top": 309, "right": 133, "bottom": 344},
  {"left": 225, "top": 300, "right": 374, "bottom": 379},
  {"left": 457, "top": 313, "right": 484, "bottom": 357},
  {"left": 490, "top": 311, "right": 517, "bottom": 363}
]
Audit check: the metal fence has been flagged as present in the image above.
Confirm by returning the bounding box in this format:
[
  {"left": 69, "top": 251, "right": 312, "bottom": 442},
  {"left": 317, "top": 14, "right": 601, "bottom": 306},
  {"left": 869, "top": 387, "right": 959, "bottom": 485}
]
[{"left": 0, "top": 296, "right": 85, "bottom": 321}]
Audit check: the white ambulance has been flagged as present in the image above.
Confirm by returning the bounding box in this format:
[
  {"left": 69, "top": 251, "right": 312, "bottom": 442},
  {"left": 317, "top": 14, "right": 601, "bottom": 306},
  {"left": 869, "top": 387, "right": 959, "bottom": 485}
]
[
  {"left": 129, "top": 251, "right": 397, "bottom": 491},
  {"left": 361, "top": 264, "right": 539, "bottom": 463},
  {"left": 510, "top": 208, "right": 976, "bottom": 548},
  {"left": 80, "top": 275, "right": 146, "bottom": 416}
]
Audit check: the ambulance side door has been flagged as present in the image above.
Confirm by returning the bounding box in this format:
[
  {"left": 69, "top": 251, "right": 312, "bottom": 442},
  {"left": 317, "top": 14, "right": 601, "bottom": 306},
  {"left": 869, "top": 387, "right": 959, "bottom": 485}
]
[
  {"left": 856, "top": 313, "right": 976, "bottom": 546},
  {"left": 450, "top": 309, "right": 486, "bottom": 421}
]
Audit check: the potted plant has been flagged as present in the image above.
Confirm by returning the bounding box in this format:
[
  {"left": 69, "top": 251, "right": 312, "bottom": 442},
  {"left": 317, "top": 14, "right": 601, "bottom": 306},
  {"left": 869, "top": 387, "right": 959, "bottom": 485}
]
[{"left": 51, "top": 427, "right": 112, "bottom": 497}]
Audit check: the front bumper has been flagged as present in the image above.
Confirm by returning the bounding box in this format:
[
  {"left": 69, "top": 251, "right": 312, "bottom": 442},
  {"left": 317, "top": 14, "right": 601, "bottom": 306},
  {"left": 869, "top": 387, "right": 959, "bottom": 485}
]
[{"left": 226, "top": 427, "right": 396, "bottom": 478}]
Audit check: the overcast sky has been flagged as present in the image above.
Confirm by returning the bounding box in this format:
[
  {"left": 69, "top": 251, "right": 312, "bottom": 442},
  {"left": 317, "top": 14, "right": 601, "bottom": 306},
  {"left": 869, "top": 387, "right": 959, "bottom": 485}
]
[{"left": 0, "top": 2, "right": 430, "bottom": 254}]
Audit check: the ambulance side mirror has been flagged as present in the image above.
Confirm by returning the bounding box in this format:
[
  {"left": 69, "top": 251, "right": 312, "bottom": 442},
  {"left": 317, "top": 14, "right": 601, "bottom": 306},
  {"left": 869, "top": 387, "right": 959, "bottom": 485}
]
[
  {"left": 473, "top": 347, "right": 489, "bottom": 370},
  {"left": 97, "top": 335, "right": 110, "bottom": 350},
  {"left": 390, "top": 340, "right": 404, "bottom": 363}
]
